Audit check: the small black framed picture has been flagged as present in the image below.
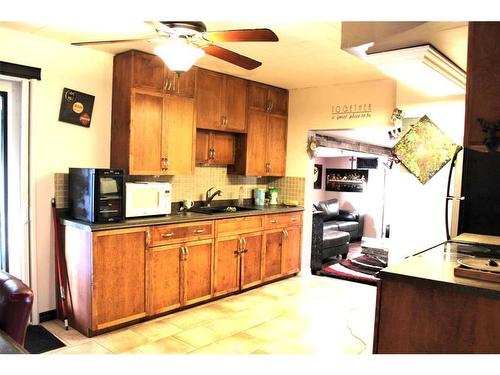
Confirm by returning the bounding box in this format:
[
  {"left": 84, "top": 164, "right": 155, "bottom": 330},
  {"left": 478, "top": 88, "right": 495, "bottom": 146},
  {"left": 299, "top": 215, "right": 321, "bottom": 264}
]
[
  {"left": 314, "top": 164, "right": 323, "bottom": 189},
  {"left": 58, "top": 88, "right": 95, "bottom": 127}
]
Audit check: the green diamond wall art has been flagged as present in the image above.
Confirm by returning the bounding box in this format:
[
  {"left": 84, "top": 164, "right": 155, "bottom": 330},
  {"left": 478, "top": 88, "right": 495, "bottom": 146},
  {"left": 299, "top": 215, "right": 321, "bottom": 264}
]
[{"left": 392, "top": 115, "right": 457, "bottom": 184}]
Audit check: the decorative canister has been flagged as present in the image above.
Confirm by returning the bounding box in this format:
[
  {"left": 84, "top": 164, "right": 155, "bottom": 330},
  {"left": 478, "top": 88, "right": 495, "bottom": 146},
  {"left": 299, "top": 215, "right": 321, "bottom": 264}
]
[
  {"left": 253, "top": 188, "right": 266, "bottom": 206},
  {"left": 269, "top": 187, "right": 279, "bottom": 205}
]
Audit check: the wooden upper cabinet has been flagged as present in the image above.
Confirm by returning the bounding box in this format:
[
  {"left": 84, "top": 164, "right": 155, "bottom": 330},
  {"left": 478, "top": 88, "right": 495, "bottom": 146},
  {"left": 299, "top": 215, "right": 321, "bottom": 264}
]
[
  {"left": 129, "top": 90, "right": 165, "bottom": 175},
  {"left": 131, "top": 52, "right": 165, "bottom": 92},
  {"left": 196, "top": 68, "right": 247, "bottom": 133},
  {"left": 111, "top": 50, "right": 196, "bottom": 176},
  {"left": 196, "top": 69, "right": 224, "bottom": 130},
  {"left": 266, "top": 115, "right": 287, "bottom": 176},
  {"left": 244, "top": 110, "right": 268, "bottom": 176},
  {"left": 248, "top": 82, "right": 288, "bottom": 116},
  {"left": 116, "top": 50, "right": 196, "bottom": 97},
  {"left": 196, "top": 130, "right": 235, "bottom": 165},
  {"left": 464, "top": 22, "right": 500, "bottom": 152},
  {"left": 164, "top": 95, "right": 196, "bottom": 175},
  {"left": 268, "top": 87, "right": 289, "bottom": 116}
]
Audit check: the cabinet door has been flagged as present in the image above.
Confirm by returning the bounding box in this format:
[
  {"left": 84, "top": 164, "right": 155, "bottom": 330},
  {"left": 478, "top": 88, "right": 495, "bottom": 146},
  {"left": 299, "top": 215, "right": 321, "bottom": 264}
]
[
  {"left": 248, "top": 83, "right": 269, "bottom": 112},
  {"left": 214, "top": 236, "right": 241, "bottom": 297},
  {"left": 224, "top": 76, "right": 247, "bottom": 132},
  {"left": 196, "top": 69, "right": 223, "bottom": 130},
  {"left": 282, "top": 226, "right": 302, "bottom": 275},
  {"left": 241, "top": 232, "right": 264, "bottom": 289},
  {"left": 92, "top": 228, "right": 147, "bottom": 330},
  {"left": 266, "top": 115, "right": 287, "bottom": 176},
  {"left": 148, "top": 245, "right": 182, "bottom": 315},
  {"left": 263, "top": 230, "right": 284, "bottom": 280},
  {"left": 165, "top": 66, "right": 197, "bottom": 98},
  {"left": 132, "top": 52, "right": 165, "bottom": 92},
  {"left": 164, "top": 95, "right": 195, "bottom": 175},
  {"left": 183, "top": 240, "right": 213, "bottom": 306},
  {"left": 195, "top": 129, "right": 211, "bottom": 164},
  {"left": 268, "top": 87, "right": 288, "bottom": 116},
  {"left": 245, "top": 109, "right": 268, "bottom": 176},
  {"left": 212, "top": 132, "right": 235, "bottom": 165},
  {"left": 129, "top": 90, "right": 165, "bottom": 175}
]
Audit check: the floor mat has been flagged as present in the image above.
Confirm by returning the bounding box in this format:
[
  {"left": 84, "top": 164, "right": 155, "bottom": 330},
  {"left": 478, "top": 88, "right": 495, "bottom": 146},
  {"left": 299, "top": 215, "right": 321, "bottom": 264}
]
[
  {"left": 321, "top": 254, "right": 386, "bottom": 286},
  {"left": 24, "top": 325, "right": 65, "bottom": 354}
]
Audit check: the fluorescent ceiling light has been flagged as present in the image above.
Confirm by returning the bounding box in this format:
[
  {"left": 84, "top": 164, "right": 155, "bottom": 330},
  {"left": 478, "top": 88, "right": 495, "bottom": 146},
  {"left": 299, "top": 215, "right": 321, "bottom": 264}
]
[{"left": 363, "top": 45, "right": 466, "bottom": 97}]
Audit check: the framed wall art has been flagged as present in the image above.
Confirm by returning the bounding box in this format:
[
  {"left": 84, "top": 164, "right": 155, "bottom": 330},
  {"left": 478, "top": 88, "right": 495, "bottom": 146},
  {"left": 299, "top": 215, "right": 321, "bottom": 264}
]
[
  {"left": 326, "top": 168, "right": 368, "bottom": 192},
  {"left": 58, "top": 88, "right": 95, "bottom": 128}
]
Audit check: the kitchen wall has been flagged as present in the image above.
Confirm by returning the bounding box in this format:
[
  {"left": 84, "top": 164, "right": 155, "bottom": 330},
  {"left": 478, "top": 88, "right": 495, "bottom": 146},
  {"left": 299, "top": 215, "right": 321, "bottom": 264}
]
[
  {"left": 384, "top": 82, "right": 465, "bottom": 261},
  {"left": 288, "top": 79, "right": 397, "bottom": 271},
  {"left": 0, "top": 26, "right": 114, "bottom": 316},
  {"left": 55, "top": 168, "right": 305, "bottom": 209},
  {"left": 313, "top": 156, "right": 387, "bottom": 238}
]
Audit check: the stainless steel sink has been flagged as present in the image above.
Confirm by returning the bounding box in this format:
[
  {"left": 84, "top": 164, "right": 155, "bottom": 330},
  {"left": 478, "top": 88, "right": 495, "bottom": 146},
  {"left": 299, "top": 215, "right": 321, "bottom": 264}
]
[{"left": 189, "top": 206, "right": 257, "bottom": 214}]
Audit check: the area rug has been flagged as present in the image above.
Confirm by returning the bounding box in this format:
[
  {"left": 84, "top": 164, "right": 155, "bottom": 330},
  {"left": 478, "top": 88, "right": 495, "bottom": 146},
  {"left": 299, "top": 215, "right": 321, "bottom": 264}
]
[
  {"left": 321, "top": 254, "right": 386, "bottom": 286},
  {"left": 24, "top": 325, "right": 65, "bottom": 354}
]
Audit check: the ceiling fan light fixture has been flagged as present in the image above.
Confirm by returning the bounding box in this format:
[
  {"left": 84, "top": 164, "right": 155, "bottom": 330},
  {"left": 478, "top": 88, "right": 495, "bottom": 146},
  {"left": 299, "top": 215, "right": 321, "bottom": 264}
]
[{"left": 154, "top": 37, "right": 205, "bottom": 74}]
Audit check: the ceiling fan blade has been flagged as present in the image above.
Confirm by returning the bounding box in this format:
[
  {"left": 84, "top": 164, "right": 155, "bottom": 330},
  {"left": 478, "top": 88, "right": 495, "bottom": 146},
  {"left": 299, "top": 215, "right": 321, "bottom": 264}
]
[
  {"left": 144, "top": 21, "right": 170, "bottom": 34},
  {"left": 203, "top": 45, "right": 262, "bottom": 70},
  {"left": 203, "top": 28, "right": 278, "bottom": 42},
  {"left": 71, "top": 38, "right": 151, "bottom": 46}
]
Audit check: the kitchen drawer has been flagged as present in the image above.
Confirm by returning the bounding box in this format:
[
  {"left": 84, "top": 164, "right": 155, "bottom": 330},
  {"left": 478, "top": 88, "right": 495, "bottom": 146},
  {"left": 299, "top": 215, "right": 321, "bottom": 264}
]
[
  {"left": 264, "top": 212, "right": 302, "bottom": 229},
  {"left": 150, "top": 221, "right": 213, "bottom": 246},
  {"left": 215, "top": 215, "right": 263, "bottom": 236}
]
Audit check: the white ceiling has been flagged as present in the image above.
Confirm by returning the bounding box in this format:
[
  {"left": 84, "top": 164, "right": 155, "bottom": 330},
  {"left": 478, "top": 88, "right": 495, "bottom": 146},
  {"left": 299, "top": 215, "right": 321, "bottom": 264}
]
[{"left": 0, "top": 20, "right": 396, "bottom": 89}]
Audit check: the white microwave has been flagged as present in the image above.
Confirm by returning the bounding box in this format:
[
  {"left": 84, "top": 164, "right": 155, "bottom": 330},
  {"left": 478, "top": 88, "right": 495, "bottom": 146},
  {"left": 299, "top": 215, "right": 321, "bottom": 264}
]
[{"left": 125, "top": 182, "right": 172, "bottom": 218}]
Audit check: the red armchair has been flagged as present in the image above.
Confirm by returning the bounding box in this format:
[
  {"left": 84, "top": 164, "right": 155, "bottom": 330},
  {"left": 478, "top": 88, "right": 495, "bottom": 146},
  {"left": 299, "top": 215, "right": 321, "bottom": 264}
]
[{"left": 0, "top": 270, "right": 34, "bottom": 346}]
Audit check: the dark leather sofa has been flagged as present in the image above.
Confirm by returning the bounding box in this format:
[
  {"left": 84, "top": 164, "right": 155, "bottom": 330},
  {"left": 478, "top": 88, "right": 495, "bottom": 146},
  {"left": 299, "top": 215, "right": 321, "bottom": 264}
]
[
  {"left": 310, "top": 199, "right": 363, "bottom": 273},
  {"left": 0, "top": 270, "right": 34, "bottom": 348}
]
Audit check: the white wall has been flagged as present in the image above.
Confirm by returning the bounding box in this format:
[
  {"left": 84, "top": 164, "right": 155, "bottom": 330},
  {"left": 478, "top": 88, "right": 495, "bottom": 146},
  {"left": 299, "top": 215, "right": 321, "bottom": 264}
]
[
  {"left": 0, "top": 27, "right": 113, "bottom": 314},
  {"left": 385, "top": 82, "right": 465, "bottom": 261}
]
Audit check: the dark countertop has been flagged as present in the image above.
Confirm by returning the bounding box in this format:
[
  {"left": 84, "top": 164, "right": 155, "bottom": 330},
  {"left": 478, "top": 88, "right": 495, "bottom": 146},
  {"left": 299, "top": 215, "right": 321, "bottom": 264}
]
[
  {"left": 379, "top": 241, "right": 500, "bottom": 294},
  {"left": 61, "top": 204, "right": 304, "bottom": 232}
]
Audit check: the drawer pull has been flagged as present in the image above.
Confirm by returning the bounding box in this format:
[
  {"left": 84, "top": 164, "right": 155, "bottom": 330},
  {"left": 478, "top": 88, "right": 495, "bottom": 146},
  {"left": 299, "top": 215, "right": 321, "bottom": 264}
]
[
  {"left": 270, "top": 219, "right": 277, "bottom": 224},
  {"left": 291, "top": 218, "right": 297, "bottom": 222},
  {"left": 161, "top": 232, "right": 174, "bottom": 238},
  {"left": 194, "top": 229, "right": 206, "bottom": 234}
]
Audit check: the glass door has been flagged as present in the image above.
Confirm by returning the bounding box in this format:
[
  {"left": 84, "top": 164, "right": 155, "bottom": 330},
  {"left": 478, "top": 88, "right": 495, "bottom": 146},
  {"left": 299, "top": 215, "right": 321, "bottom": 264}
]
[{"left": 0, "top": 92, "right": 7, "bottom": 271}]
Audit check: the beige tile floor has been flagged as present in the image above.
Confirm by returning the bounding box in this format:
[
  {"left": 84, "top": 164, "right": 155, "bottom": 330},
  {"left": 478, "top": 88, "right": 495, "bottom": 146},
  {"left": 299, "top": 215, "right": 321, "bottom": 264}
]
[{"left": 42, "top": 274, "right": 376, "bottom": 355}]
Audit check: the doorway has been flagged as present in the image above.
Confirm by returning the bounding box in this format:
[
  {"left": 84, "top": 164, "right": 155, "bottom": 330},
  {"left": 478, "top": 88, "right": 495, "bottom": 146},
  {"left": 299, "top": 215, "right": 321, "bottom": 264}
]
[{"left": 0, "top": 91, "right": 7, "bottom": 271}]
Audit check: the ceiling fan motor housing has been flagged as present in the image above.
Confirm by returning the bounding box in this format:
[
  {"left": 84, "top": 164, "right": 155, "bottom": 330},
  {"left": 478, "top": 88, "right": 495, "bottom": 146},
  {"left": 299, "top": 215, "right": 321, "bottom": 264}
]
[{"left": 160, "top": 21, "right": 207, "bottom": 35}]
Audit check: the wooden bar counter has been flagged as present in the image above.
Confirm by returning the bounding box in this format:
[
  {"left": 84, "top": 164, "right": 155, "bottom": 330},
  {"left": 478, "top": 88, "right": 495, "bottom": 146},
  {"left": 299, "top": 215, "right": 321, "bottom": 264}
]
[{"left": 373, "top": 240, "right": 500, "bottom": 354}]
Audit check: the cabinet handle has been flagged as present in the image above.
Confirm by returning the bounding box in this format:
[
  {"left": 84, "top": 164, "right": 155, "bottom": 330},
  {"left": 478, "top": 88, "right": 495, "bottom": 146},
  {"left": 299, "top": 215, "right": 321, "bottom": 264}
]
[
  {"left": 221, "top": 115, "right": 226, "bottom": 127},
  {"left": 145, "top": 230, "right": 151, "bottom": 247},
  {"left": 161, "top": 232, "right": 174, "bottom": 238},
  {"left": 282, "top": 229, "right": 288, "bottom": 238},
  {"left": 224, "top": 116, "right": 228, "bottom": 127},
  {"left": 194, "top": 229, "right": 205, "bottom": 234},
  {"left": 270, "top": 219, "right": 277, "bottom": 224},
  {"left": 161, "top": 157, "right": 166, "bottom": 170},
  {"left": 212, "top": 149, "right": 216, "bottom": 160},
  {"left": 184, "top": 246, "right": 189, "bottom": 259},
  {"left": 241, "top": 237, "right": 247, "bottom": 253},
  {"left": 266, "top": 100, "right": 271, "bottom": 112},
  {"left": 165, "top": 158, "right": 169, "bottom": 171},
  {"left": 269, "top": 101, "right": 274, "bottom": 112},
  {"left": 291, "top": 218, "right": 297, "bottom": 222},
  {"left": 180, "top": 246, "right": 186, "bottom": 261},
  {"left": 163, "top": 77, "right": 169, "bottom": 92}
]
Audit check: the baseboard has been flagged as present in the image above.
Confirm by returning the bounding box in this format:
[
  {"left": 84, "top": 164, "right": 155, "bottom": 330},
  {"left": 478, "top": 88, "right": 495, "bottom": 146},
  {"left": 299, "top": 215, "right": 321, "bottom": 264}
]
[{"left": 39, "top": 309, "right": 57, "bottom": 323}]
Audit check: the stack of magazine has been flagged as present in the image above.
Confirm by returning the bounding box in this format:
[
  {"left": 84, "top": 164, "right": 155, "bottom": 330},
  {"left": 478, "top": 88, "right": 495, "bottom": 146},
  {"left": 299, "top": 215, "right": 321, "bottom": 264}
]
[{"left": 361, "top": 243, "right": 389, "bottom": 266}]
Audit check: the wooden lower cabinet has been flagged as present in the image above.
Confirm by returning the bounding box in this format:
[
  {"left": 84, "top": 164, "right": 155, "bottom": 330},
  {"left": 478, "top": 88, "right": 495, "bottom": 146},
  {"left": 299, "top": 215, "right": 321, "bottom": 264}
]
[
  {"left": 264, "top": 229, "right": 285, "bottom": 280},
  {"left": 214, "top": 236, "right": 241, "bottom": 296},
  {"left": 240, "top": 232, "right": 264, "bottom": 289},
  {"left": 214, "top": 231, "right": 264, "bottom": 296},
  {"left": 148, "top": 244, "right": 182, "bottom": 315},
  {"left": 92, "top": 228, "right": 148, "bottom": 331},
  {"left": 183, "top": 239, "right": 214, "bottom": 306},
  {"left": 149, "top": 239, "right": 214, "bottom": 314},
  {"left": 282, "top": 225, "right": 302, "bottom": 275},
  {"left": 64, "top": 212, "right": 301, "bottom": 336},
  {"left": 264, "top": 224, "right": 303, "bottom": 280}
]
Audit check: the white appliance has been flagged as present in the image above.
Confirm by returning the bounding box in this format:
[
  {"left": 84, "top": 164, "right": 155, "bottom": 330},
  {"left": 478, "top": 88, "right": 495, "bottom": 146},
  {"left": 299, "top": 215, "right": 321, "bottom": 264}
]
[{"left": 125, "top": 182, "right": 172, "bottom": 218}]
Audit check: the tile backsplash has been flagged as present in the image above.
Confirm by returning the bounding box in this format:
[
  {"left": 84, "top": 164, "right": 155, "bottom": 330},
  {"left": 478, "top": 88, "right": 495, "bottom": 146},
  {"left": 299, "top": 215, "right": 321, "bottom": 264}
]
[{"left": 54, "top": 166, "right": 305, "bottom": 210}]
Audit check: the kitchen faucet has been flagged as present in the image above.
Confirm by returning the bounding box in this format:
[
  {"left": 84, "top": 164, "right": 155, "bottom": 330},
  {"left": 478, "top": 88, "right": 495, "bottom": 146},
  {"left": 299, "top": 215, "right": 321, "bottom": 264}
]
[{"left": 205, "top": 187, "right": 223, "bottom": 207}]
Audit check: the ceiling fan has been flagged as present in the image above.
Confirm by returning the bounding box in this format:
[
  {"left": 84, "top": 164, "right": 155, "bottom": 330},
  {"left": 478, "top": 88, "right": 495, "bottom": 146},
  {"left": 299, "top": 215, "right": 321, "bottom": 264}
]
[{"left": 72, "top": 21, "right": 279, "bottom": 73}]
